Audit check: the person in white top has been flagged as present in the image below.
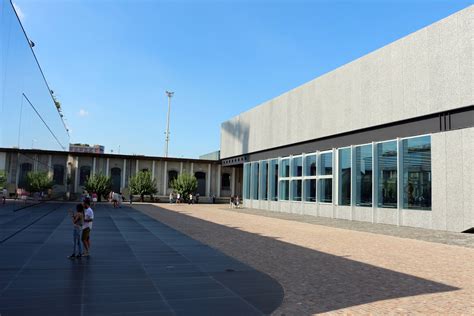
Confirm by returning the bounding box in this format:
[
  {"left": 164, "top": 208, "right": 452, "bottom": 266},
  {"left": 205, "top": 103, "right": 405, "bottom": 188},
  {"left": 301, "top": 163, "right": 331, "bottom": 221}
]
[{"left": 82, "top": 199, "right": 94, "bottom": 256}]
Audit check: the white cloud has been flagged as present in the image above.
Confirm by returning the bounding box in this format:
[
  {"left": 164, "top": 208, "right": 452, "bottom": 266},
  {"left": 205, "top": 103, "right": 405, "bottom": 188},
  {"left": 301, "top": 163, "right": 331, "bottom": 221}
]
[
  {"left": 12, "top": 3, "right": 25, "bottom": 21},
  {"left": 78, "top": 109, "right": 89, "bottom": 117}
]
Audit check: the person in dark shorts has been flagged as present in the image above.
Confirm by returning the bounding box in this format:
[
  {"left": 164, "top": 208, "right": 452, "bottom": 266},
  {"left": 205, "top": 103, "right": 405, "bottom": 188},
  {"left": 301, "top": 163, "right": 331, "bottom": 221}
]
[{"left": 82, "top": 199, "right": 94, "bottom": 256}]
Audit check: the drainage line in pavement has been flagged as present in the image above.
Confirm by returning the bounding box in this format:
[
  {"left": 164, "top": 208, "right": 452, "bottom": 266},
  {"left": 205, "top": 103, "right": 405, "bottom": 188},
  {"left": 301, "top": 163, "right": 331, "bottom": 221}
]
[{"left": 0, "top": 204, "right": 62, "bottom": 244}]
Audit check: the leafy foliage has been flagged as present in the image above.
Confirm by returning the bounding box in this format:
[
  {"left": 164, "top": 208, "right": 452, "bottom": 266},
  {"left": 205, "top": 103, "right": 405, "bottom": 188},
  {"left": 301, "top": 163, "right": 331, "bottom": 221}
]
[
  {"left": 84, "top": 173, "right": 112, "bottom": 201},
  {"left": 129, "top": 171, "right": 158, "bottom": 201},
  {"left": 0, "top": 170, "right": 7, "bottom": 189},
  {"left": 26, "top": 171, "right": 54, "bottom": 193},
  {"left": 171, "top": 172, "right": 197, "bottom": 201}
]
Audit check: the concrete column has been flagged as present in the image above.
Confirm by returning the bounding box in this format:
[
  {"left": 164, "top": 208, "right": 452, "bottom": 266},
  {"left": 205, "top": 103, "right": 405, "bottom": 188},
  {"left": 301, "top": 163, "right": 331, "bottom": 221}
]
[
  {"left": 92, "top": 157, "right": 96, "bottom": 175},
  {"left": 163, "top": 161, "right": 168, "bottom": 195},
  {"left": 122, "top": 159, "right": 127, "bottom": 190},
  {"left": 48, "top": 155, "right": 53, "bottom": 177},
  {"left": 15, "top": 153, "right": 20, "bottom": 189},
  {"left": 152, "top": 161, "right": 155, "bottom": 178},
  {"left": 180, "top": 162, "right": 183, "bottom": 174},
  {"left": 74, "top": 156, "right": 79, "bottom": 192},
  {"left": 136, "top": 160, "right": 139, "bottom": 174},
  {"left": 231, "top": 167, "right": 236, "bottom": 196},
  {"left": 217, "top": 165, "right": 222, "bottom": 197},
  {"left": 350, "top": 145, "right": 356, "bottom": 221},
  {"left": 34, "top": 154, "right": 38, "bottom": 172},
  {"left": 206, "top": 164, "right": 211, "bottom": 197},
  {"left": 190, "top": 163, "right": 194, "bottom": 175},
  {"left": 106, "top": 158, "right": 109, "bottom": 177}
]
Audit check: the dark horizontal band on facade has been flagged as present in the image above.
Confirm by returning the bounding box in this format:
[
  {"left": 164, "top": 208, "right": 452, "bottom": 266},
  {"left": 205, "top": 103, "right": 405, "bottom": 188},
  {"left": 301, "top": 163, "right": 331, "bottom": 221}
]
[{"left": 222, "top": 104, "right": 474, "bottom": 166}]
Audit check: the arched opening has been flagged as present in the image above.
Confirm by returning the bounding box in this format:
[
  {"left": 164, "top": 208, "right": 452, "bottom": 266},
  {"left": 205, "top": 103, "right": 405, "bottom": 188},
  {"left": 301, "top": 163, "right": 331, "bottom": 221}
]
[
  {"left": 79, "top": 166, "right": 91, "bottom": 186},
  {"left": 53, "top": 164, "right": 65, "bottom": 185},
  {"left": 19, "top": 163, "right": 32, "bottom": 188},
  {"left": 195, "top": 171, "right": 206, "bottom": 196},
  {"left": 168, "top": 170, "right": 178, "bottom": 188},
  {"left": 111, "top": 167, "right": 121, "bottom": 193}
]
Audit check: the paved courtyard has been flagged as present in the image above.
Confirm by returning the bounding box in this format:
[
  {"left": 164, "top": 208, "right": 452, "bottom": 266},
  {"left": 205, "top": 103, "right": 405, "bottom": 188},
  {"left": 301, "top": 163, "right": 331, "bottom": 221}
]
[
  {"left": 135, "top": 203, "right": 474, "bottom": 315},
  {"left": 0, "top": 202, "right": 282, "bottom": 316}
]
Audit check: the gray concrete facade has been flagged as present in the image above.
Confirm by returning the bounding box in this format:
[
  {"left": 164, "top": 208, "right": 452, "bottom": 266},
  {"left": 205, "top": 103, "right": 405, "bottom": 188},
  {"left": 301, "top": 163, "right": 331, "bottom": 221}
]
[{"left": 220, "top": 6, "right": 474, "bottom": 232}]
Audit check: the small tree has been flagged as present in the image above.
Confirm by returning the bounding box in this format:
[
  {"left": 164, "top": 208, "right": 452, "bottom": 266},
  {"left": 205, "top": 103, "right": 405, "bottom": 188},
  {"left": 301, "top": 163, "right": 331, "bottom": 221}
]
[
  {"left": 129, "top": 171, "right": 158, "bottom": 202},
  {"left": 84, "top": 173, "right": 112, "bottom": 202},
  {"left": 0, "top": 170, "right": 7, "bottom": 189},
  {"left": 26, "top": 171, "right": 53, "bottom": 193},
  {"left": 171, "top": 172, "right": 197, "bottom": 202}
]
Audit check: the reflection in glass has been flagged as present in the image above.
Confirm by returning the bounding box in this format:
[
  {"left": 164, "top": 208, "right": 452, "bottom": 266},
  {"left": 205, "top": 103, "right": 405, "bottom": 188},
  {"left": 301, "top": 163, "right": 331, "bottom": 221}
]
[
  {"left": 1, "top": 0, "right": 69, "bottom": 151},
  {"left": 304, "top": 155, "right": 317, "bottom": 176},
  {"left": 320, "top": 152, "right": 333, "bottom": 175},
  {"left": 291, "top": 179, "right": 302, "bottom": 201},
  {"left": 243, "top": 163, "right": 251, "bottom": 199},
  {"left": 279, "top": 180, "right": 289, "bottom": 200},
  {"left": 303, "top": 179, "right": 316, "bottom": 202},
  {"left": 338, "top": 148, "right": 351, "bottom": 205},
  {"left": 355, "top": 144, "right": 372, "bottom": 206},
  {"left": 280, "top": 158, "right": 290, "bottom": 177},
  {"left": 291, "top": 157, "right": 302, "bottom": 177},
  {"left": 260, "top": 161, "right": 268, "bottom": 200},
  {"left": 403, "top": 136, "right": 431, "bottom": 210},
  {"left": 251, "top": 162, "right": 259, "bottom": 200},
  {"left": 319, "top": 179, "right": 332, "bottom": 203},
  {"left": 268, "top": 159, "right": 278, "bottom": 201},
  {"left": 377, "top": 141, "right": 397, "bottom": 208}
]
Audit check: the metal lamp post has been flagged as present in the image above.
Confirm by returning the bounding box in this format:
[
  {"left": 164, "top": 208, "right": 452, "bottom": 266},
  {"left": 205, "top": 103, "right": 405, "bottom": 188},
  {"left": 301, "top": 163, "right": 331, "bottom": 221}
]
[{"left": 164, "top": 91, "right": 174, "bottom": 157}]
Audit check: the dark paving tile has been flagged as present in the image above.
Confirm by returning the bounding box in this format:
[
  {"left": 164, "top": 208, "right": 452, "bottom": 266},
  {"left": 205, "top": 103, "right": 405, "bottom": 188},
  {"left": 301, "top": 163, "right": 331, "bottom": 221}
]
[{"left": 0, "top": 203, "right": 283, "bottom": 315}]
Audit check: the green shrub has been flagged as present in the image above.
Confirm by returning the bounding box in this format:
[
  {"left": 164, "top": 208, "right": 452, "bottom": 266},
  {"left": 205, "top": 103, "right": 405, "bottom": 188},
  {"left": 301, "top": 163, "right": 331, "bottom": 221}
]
[
  {"left": 171, "top": 172, "right": 197, "bottom": 202},
  {"left": 26, "top": 171, "right": 53, "bottom": 193},
  {"left": 129, "top": 171, "right": 158, "bottom": 202},
  {"left": 84, "top": 173, "right": 112, "bottom": 201}
]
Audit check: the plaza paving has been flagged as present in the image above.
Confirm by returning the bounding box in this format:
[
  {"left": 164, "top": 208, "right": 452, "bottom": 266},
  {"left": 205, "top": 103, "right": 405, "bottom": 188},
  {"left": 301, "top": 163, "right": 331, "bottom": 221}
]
[
  {"left": 0, "top": 202, "right": 283, "bottom": 316},
  {"left": 136, "top": 203, "right": 474, "bottom": 315}
]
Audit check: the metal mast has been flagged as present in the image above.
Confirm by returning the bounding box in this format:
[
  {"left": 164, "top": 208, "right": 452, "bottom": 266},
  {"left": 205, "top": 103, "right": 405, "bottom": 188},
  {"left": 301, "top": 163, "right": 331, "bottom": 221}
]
[{"left": 164, "top": 91, "right": 174, "bottom": 157}]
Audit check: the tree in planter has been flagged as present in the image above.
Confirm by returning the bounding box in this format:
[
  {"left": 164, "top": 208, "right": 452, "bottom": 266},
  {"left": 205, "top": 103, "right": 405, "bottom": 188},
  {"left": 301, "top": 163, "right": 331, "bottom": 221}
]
[
  {"left": 84, "top": 173, "right": 112, "bottom": 202},
  {"left": 171, "top": 172, "right": 197, "bottom": 202},
  {"left": 26, "top": 171, "right": 54, "bottom": 194},
  {"left": 129, "top": 171, "right": 158, "bottom": 202}
]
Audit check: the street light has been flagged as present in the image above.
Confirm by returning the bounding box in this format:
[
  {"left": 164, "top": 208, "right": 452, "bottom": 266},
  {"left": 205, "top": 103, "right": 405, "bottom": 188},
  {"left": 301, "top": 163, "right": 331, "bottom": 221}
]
[{"left": 164, "top": 91, "right": 174, "bottom": 157}]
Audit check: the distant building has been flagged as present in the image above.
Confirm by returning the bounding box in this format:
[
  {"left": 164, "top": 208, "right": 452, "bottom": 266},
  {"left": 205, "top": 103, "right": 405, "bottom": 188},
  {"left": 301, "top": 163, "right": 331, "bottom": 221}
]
[
  {"left": 69, "top": 144, "right": 104, "bottom": 154},
  {"left": 199, "top": 150, "right": 220, "bottom": 161}
]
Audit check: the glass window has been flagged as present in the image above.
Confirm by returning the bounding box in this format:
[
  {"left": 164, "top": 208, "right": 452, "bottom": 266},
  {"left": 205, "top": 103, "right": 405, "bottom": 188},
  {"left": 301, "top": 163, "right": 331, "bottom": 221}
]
[
  {"left": 319, "top": 179, "right": 332, "bottom": 203},
  {"left": 303, "top": 179, "right": 316, "bottom": 202},
  {"left": 402, "top": 136, "right": 431, "bottom": 210},
  {"left": 243, "top": 163, "right": 251, "bottom": 199},
  {"left": 338, "top": 148, "right": 351, "bottom": 205},
  {"left": 377, "top": 141, "right": 397, "bottom": 208},
  {"left": 268, "top": 159, "right": 278, "bottom": 201},
  {"left": 291, "top": 156, "right": 302, "bottom": 177},
  {"left": 355, "top": 144, "right": 373, "bottom": 207},
  {"left": 304, "top": 155, "right": 317, "bottom": 176},
  {"left": 280, "top": 158, "right": 290, "bottom": 178},
  {"left": 251, "top": 162, "right": 259, "bottom": 200},
  {"left": 291, "top": 179, "right": 302, "bottom": 201},
  {"left": 259, "top": 161, "right": 268, "bottom": 200},
  {"left": 279, "top": 180, "right": 289, "bottom": 201},
  {"left": 53, "top": 164, "right": 64, "bottom": 185},
  {"left": 320, "top": 152, "right": 333, "bottom": 175}
]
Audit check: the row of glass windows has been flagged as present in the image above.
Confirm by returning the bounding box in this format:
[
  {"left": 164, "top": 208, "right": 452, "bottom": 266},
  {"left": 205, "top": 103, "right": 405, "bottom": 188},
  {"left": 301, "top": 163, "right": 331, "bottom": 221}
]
[{"left": 243, "top": 135, "right": 432, "bottom": 210}]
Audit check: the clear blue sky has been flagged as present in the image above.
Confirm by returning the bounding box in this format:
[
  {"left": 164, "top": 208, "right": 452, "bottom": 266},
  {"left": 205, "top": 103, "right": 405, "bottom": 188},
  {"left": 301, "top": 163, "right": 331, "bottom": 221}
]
[{"left": 13, "top": 0, "right": 471, "bottom": 158}]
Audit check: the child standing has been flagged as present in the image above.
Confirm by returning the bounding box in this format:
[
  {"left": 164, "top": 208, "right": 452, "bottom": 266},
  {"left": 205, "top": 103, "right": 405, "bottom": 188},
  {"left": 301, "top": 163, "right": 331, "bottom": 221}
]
[{"left": 68, "top": 204, "right": 84, "bottom": 259}]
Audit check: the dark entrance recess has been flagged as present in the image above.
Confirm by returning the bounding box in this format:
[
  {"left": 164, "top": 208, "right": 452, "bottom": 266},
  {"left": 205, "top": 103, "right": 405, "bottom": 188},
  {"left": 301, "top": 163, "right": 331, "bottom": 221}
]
[
  {"left": 195, "top": 171, "right": 206, "bottom": 196},
  {"left": 111, "top": 167, "right": 121, "bottom": 193}
]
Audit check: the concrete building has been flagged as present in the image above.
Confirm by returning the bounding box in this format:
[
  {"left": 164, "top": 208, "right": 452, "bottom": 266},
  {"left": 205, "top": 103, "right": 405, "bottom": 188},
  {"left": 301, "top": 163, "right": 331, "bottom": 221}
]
[
  {"left": 69, "top": 144, "right": 105, "bottom": 154},
  {"left": 220, "top": 6, "right": 474, "bottom": 232},
  {"left": 0, "top": 148, "right": 237, "bottom": 200}
]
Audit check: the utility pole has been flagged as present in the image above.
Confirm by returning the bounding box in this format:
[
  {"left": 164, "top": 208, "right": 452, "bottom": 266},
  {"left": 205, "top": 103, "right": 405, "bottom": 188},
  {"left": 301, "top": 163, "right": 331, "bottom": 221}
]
[{"left": 164, "top": 91, "right": 174, "bottom": 157}]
